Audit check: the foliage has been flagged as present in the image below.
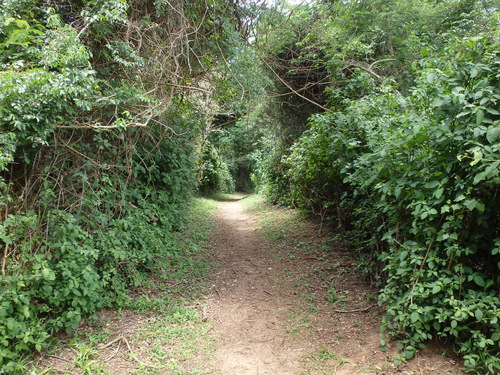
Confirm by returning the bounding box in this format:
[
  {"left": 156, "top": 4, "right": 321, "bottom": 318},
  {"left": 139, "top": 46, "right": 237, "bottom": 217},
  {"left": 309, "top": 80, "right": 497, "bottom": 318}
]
[
  {"left": 249, "top": 0, "right": 500, "bottom": 372},
  {"left": 0, "top": 0, "right": 246, "bottom": 372},
  {"left": 2, "top": 0, "right": 499, "bottom": 372},
  {"left": 198, "top": 141, "right": 235, "bottom": 194},
  {"left": 274, "top": 32, "right": 500, "bottom": 372}
]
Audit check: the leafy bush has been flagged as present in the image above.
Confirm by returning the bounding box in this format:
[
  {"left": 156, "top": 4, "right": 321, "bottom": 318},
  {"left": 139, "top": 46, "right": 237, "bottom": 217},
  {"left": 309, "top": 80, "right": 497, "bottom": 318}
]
[
  {"left": 198, "top": 142, "right": 235, "bottom": 194},
  {"left": 0, "top": 1, "right": 216, "bottom": 370},
  {"left": 281, "top": 34, "right": 500, "bottom": 372},
  {"left": 0, "top": 131, "right": 198, "bottom": 370}
]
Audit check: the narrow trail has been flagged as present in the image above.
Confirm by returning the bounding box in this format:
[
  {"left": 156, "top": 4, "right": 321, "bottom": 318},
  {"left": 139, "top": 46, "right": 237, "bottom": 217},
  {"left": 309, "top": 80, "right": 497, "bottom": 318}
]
[
  {"left": 206, "top": 197, "right": 308, "bottom": 374},
  {"left": 203, "top": 196, "right": 465, "bottom": 375}
]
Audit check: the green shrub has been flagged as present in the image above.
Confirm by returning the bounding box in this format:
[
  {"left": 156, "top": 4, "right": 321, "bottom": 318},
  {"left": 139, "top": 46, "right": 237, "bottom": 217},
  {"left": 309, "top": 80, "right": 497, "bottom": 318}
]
[
  {"left": 199, "top": 143, "right": 235, "bottom": 194},
  {"left": 281, "top": 35, "right": 500, "bottom": 372}
]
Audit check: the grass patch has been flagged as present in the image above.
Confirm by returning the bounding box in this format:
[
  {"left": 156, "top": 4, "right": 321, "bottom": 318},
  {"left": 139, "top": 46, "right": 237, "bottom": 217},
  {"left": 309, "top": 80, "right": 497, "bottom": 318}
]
[
  {"left": 300, "top": 346, "right": 351, "bottom": 374},
  {"left": 129, "top": 306, "right": 215, "bottom": 375}
]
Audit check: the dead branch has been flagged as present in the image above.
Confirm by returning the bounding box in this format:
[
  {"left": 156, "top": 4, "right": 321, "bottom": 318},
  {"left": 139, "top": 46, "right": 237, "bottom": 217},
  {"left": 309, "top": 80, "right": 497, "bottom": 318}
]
[
  {"left": 98, "top": 336, "right": 158, "bottom": 369},
  {"left": 331, "top": 304, "right": 377, "bottom": 314},
  {"left": 258, "top": 54, "right": 333, "bottom": 113}
]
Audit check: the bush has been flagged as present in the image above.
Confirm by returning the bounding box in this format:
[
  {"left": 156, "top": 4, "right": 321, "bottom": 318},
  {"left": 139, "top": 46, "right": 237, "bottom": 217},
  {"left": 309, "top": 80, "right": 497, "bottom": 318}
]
[{"left": 281, "top": 35, "right": 500, "bottom": 372}]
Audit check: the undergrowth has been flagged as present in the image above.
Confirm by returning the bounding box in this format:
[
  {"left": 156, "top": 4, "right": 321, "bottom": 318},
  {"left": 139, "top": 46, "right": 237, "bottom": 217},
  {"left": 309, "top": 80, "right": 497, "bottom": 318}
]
[
  {"left": 28, "top": 197, "right": 218, "bottom": 375},
  {"left": 260, "top": 35, "right": 500, "bottom": 373}
]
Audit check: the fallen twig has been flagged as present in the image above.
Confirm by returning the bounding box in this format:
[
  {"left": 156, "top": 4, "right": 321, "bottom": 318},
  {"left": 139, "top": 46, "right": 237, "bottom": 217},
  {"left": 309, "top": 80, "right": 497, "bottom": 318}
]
[
  {"left": 331, "top": 304, "right": 376, "bottom": 313},
  {"left": 46, "top": 354, "right": 73, "bottom": 364},
  {"left": 104, "top": 339, "right": 121, "bottom": 362},
  {"left": 98, "top": 336, "right": 158, "bottom": 369},
  {"left": 213, "top": 285, "right": 222, "bottom": 300}
]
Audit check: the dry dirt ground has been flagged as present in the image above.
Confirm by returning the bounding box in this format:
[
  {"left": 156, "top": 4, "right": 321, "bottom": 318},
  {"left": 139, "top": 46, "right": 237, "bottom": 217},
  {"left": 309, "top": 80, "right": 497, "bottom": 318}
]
[{"left": 36, "top": 194, "right": 466, "bottom": 374}]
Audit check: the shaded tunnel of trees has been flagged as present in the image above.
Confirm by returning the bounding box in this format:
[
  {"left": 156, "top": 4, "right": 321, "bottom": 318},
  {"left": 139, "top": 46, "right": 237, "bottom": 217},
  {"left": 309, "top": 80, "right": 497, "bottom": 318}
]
[{"left": 1, "top": 0, "right": 499, "bottom": 373}]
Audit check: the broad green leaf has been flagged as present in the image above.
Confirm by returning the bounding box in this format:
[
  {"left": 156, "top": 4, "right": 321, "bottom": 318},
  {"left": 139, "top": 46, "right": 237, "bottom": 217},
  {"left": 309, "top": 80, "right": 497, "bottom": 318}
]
[
  {"left": 475, "top": 309, "right": 483, "bottom": 321},
  {"left": 473, "top": 161, "right": 500, "bottom": 184},
  {"left": 402, "top": 350, "right": 414, "bottom": 360},
  {"left": 486, "top": 126, "right": 500, "bottom": 143},
  {"left": 425, "top": 180, "right": 440, "bottom": 189},
  {"left": 434, "top": 188, "right": 444, "bottom": 199},
  {"left": 410, "top": 312, "right": 419, "bottom": 322},
  {"left": 474, "top": 275, "right": 485, "bottom": 287},
  {"left": 473, "top": 126, "right": 487, "bottom": 138},
  {"left": 41, "top": 267, "right": 56, "bottom": 281},
  {"left": 485, "top": 108, "right": 500, "bottom": 115},
  {"left": 0, "top": 234, "right": 13, "bottom": 245},
  {"left": 476, "top": 109, "right": 485, "bottom": 126},
  {"left": 464, "top": 199, "right": 478, "bottom": 211}
]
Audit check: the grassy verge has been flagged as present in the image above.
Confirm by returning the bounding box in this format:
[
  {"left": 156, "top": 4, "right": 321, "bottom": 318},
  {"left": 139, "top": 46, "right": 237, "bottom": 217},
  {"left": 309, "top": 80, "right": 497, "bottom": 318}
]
[{"left": 31, "top": 197, "right": 220, "bottom": 375}]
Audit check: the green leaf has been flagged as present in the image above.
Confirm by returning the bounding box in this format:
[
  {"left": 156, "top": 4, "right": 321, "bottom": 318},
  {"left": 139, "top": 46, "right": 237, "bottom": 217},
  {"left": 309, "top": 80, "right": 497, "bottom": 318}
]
[
  {"left": 41, "top": 267, "right": 56, "bottom": 281},
  {"left": 410, "top": 312, "right": 419, "bottom": 322},
  {"left": 425, "top": 180, "right": 440, "bottom": 189},
  {"left": 473, "top": 161, "right": 500, "bottom": 184},
  {"left": 402, "top": 350, "right": 414, "bottom": 360},
  {"left": 473, "top": 275, "right": 485, "bottom": 287},
  {"left": 475, "top": 309, "right": 483, "bottom": 321},
  {"left": 485, "top": 108, "right": 500, "bottom": 115},
  {"left": 434, "top": 188, "right": 444, "bottom": 199},
  {"left": 476, "top": 109, "right": 485, "bottom": 126},
  {"left": 0, "top": 234, "right": 13, "bottom": 245},
  {"left": 486, "top": 126, "right": 500, "bottom": 143},
  {"left": 464, "top": 199, "right": 480, "bottom": 211}
]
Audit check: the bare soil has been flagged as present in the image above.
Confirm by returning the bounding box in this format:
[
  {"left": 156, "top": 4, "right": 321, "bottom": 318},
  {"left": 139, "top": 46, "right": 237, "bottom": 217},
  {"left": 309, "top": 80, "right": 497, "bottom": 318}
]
[{"left": 203, "top": 195, "right": 465, "bottom": 374}]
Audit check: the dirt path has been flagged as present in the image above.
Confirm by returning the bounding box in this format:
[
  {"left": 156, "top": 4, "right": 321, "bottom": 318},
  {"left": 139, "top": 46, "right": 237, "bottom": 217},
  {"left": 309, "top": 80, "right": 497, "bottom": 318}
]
[
  {"left": 204, "top": 195, "right": 465, "bottom": 375},
  {"left": 206, "top": 197, "right": 307, "bottom": 374}
]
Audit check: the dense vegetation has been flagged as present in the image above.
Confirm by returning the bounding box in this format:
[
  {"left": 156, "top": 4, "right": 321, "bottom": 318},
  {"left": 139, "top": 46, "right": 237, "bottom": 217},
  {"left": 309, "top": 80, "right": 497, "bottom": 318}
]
[
  {"left": 0, "top": 0, "right": 254, "bottom": 372},
  {"left": 247, "top": 1, "right": 500, "bottom": 373},
  {"left": 1, "top": 0, "right": 499, "bottom": 373}
]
